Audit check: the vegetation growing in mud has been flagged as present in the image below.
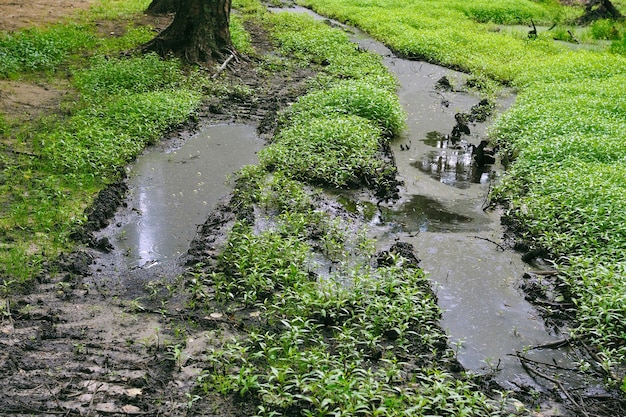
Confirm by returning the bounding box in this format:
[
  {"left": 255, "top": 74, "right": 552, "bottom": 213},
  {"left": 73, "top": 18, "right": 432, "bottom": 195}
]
[
  {"left": 184, "top": 6, "right": 515, "bottom": 415},
  {"left": 190, "top": 167, "right": 511, "bottom": 416},
  {"left": 300, "top": 0, "right": 626, "bottom": 387}
]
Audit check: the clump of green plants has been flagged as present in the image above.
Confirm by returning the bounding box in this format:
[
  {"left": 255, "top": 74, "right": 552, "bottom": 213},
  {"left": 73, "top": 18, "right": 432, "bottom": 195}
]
[
  {"left": 0, "top": 24, "right": 96, "bottom": 77},
  {"left": 611, "top": 32, "right": 626, "bottom": 55},
  {"left": 267, "top": 11, "right": 398, "bottom": 91},
  {"left": 256, "top": 11, "right": 404, "bottom": 193},
  {"left": 197, "top": 232, "right": 505, "bottom": 416},
  {"left": 40, "top": 53, "right": 201, "bottom": 178},
  {"left": 72, "top": 52, "right": 186, "bottom": 98},
  {"left": 590, "top": 18, "right": 623, "bottom": 40},
  {"left": 282, "top": 79, "right": 406, "bottom": 136},
  {"left": 459, "top": 0, "right": 560, "bottom": 25},
  {"left": 260, "top": 116, "right": 385, "bottom": 189},
  {"left": 209, "top": 221, "right": 312, "bottom": 305},
  {"left": 42, "top": 88, "right": 199, "bottom": 177},
  {"left": 230, "top": 13, "right": 254, "bottom": 55}
]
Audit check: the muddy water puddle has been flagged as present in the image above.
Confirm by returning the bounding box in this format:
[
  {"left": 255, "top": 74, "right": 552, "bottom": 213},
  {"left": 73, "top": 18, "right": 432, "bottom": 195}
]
[
  {"left": 276, "top": 6, "right": 577, "bottom": 389},
  {"left": 362, "top": 32, "right": 573, "bottom": 388},
  {"left": 94, "top": 124, "right": 263, "bottom": 274}
]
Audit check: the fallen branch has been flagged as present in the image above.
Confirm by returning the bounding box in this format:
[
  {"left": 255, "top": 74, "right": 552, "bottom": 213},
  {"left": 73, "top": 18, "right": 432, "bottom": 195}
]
[
  {"left": 528, "top": 337, "right": 572, "bottom": 350},
  {"left": 517, "top": 354, "right": 590, "bottom": 417},
  {"left": 580, "top": 339, "right": 622, "bottom": 384},
  {"left": 212, "top": 53, "right": 236, "bottom": 78},
  {"left": 510, "top": 352, "right": 576, "bottom": 372},
  {"left": 567, "top": 30, "right": 580, "bottom": 44},
  {"left": 469, "top": 235, "right": 506, "bottom": 251},
  {"left": 529, "top": 269, "right": 559, "bottom": 276}
]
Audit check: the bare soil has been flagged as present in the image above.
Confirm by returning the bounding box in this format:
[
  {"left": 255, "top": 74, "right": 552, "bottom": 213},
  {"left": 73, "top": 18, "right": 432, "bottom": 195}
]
[
  {"left": 0, "top": 0, "right": 93, "bottom": 32},
  {"left": 0, "top": 0, "right": 91, "bottom": 120}
]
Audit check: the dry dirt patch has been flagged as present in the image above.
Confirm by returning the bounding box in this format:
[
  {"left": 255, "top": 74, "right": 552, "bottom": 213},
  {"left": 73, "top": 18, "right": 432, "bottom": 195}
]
[
  {"left": 0, "top": 0, "right": 93, "bottom": 32},
  {"left": 0, "top": 80, "right": 67, "bottom": 121},
  {"left": 0, "top": 0, "right": 91, "bottom": 122}
]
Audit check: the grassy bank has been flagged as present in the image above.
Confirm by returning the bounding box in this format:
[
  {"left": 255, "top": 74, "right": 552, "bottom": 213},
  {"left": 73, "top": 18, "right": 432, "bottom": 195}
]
[{"left": 298, "top": 0, "right": 626, "bottom": 383}]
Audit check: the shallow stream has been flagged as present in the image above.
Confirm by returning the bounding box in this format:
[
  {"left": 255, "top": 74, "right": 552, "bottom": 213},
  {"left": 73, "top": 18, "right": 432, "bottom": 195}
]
[
  {"left": 282, "top": 6, "right": 576, "bottom": 389},
  {"left": 96, "top": 7, "right": 576, "bottom": 394}
]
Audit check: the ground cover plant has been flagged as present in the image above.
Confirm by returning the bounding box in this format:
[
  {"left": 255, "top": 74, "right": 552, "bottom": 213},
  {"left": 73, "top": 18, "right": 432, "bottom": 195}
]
[
  {"left": 256, "top": 9, "right": 404, "bottom": 196},
  {"left": 299, "top": 0, "right": 626, "bottom": 386},
  {"left": 191, "top": 168, "right": 511, "bottom": 416}
]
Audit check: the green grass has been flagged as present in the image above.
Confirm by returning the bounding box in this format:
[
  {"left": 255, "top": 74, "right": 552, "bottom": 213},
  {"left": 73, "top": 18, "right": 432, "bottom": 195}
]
[
  {"left": 298, "top": 0, "right": 626, "bottom": 373},
  {"left": 259, "top": 11, "right": 403, "bottom": 194},
  {"left": 260, "top": 116, "right": 386, "bottom": 189},
  {"left": 0, "top": 24, "right": 96, "bottom": 77},
  {"left": 281, "top": 79, "right": 406, "bottom": 136}
]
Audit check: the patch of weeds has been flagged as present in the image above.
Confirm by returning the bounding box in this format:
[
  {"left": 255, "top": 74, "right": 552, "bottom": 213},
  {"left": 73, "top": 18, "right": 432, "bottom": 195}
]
[
  {"left": 267, "top": 11, "right": 398, "bottom": 91},
  {"left": 463, "top": 72, "right": 500, "bottom": 96},
  {"left": 42, "top": 88, "right": 199, "bottom": 178},
  {"left": 282, "top": 79, "right": 406, "bottom": 137},
  {"left": 198, "top": 254, "right": 505, "bottom": 416},
  {"left": 260, "top": 115, "right": 386, "bottom": 189},
  {"left": 231, "top": 14, "right": 254, "bottom": 55},
  {"left": 0, "top": 24, "right": 96, "bottom": 77},
  {"left": 257, "top": 172, "right": 313, "bottom": 216},
  {"left": 97, "top": 25, "right": 156, "bottom": 54},
  {"left": 61, "top": 54, "right": 199, "bottom": 178},
  {"left": 561, "top": 257, "right": 626, "bottom": 375},
  {"left": 459, "top": 0, "right": 562, "bottom": 25},
  {"left": 86, "top": 0, "right": 152, "bottom": 21},
  {"left": 590, "top": 19, "right": 623, "bottom": 41},
  {"left": 611, "top": 32, "right": 626, "bottom": 55},
  {"left": 209, "top": 222, "right": 311, "bottom": 305},
  {"left": 72, "top": 53, "right": 186, "bottom": 99}
]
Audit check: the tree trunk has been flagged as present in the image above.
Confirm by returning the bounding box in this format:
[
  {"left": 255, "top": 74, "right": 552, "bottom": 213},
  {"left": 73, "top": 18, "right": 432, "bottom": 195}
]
[
  {"left": 143, "top": 0, "right": 232, "bottom": 64},
  {"left": 146, "top": 0, "right": 179, "bottom": 15},
  {"left": 578, "top": 0, "right": 623, "bottom": 24}
]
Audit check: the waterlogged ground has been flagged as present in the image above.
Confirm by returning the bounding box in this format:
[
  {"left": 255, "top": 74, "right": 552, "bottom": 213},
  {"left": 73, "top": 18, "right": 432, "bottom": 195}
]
[
  {"left": 0, "top": 1, "right": 312, "bottom": 415},
  {"left": 2, "top": 1, "right": 624, "bottom": 416}
]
